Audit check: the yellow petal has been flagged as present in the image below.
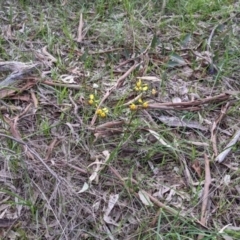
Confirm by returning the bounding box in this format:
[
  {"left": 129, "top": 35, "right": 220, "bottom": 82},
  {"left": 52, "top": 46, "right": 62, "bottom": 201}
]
[
  {"left": 96, "top": 109, "right": 102, "bottom": 115},
  {"left": 100, "top": 112, "right": 106, "bottom": 117},
  {"left": 102, "top": 107, "right": 109, "bottom": 113},
  {"left": 129, "top": 104, "right": 137, "bottom": 110},
  {"left": 89, "top": 94, "right": 94, "bottom": 100},
  {"left": 88, "top": 99, "right": 94, "bottom": 105},
  {"left": 142, "top": 102, "right": 149, "bottom": 108},
  {"left": 136, "top": 79, "right": 142, "bottom": 87},
  {"left": 142, "top": 85, "right": 148, "bottom": 91}
]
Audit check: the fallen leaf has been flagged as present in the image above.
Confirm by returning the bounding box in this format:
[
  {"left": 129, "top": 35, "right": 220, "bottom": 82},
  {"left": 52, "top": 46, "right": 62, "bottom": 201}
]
[
  {"left": 138, "top": 190, "right": 153, "bottom": 206},
  {"left": 103, "top": 194, "right": 119, "bottom": 226},
  {"left": 192, "top": 160, "right": 202, "bottom": 177},
  {"left": 153, "top": 185, "right": 170, "bottom": 199},
  {"left": 60, "top": 75, "right": 76, "bottom": 84},
  {"left": 157, "top": 116, "right": 208, "bottom": 131},
  {"left": 148, "top": 129, "right": 174, "bottom": 149},
  {"left": 222, "top": 175, "right": 231, "bottom": 186},
  {"left": 88, "top": 158, "right": 102, "bottom": 183},
  {"left": 77, "top": 182, "right": 89, "bottom": 194},
  {"left": 172, "top": 97, "right": 182, "bottom": 103},
  {"left": 165, "top": 189, "right": 176, "bottom": 202},
  {"left": 180, "top": 66, "right": 193, "bottom": 78},
  {"left": 167, "top": 53, "right": 188, "bottom": 68}
]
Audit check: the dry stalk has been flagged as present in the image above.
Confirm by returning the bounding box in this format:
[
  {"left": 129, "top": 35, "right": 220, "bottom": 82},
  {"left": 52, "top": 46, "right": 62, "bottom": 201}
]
[
  {"left": 200, "top": 154, "right": 211, "bottom": 226},
  {"left": 77, "top": 13, "right": 84, "bottom": 42},
  {"left": 148, "top": 93, "right": 230, "bottom": 111}
]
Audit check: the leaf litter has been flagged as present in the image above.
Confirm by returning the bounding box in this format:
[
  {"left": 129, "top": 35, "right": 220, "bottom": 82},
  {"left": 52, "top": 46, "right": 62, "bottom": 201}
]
[{"left": 0, "top": 0, "right": 240, "bottom": 239}]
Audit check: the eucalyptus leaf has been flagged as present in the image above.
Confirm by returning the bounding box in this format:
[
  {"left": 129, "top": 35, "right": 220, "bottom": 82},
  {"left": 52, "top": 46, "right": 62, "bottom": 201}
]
[{"left": 167, "top": 53, "right": 187, "bottom": 68}]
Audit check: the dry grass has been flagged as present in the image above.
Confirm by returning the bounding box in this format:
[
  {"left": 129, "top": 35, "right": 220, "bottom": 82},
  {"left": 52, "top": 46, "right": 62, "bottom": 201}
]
[{"left": 0, "top": 0, "right": 240, "bottom": 239}]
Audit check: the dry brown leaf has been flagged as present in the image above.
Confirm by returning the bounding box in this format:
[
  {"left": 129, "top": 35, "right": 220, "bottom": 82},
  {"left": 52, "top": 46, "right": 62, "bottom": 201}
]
[
  {"left": 138, "top": 190, "right": 154, "bottom": 206},
  {"left": 192, "top": 160, "right": 202, "bottom": 178}
]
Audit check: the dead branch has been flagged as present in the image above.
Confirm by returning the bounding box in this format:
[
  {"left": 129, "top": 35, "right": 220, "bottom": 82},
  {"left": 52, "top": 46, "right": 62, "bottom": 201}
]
[{"left": 148, "top": 93, "right": 230, "bottom": 111}]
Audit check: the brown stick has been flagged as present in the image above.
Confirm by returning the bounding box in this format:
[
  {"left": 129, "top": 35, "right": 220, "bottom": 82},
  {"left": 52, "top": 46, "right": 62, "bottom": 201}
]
[
  {"left": 77, "top": 13, "right": 84, "bottom": 43},
  {"left": 200, "top": 154, "right": 211, "bottom": 226},
  {"left": 41, "top": 80, "right": 83, "bottom": 89},
  {"left": 148, "top": 93, "right": 230, "bottom": 109}
]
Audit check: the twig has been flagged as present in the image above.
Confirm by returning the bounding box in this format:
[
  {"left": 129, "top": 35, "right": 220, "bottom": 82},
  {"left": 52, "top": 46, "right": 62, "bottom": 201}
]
[
  {"left": 69, "top": 90, "right": 83, "bottom": 125},
  {"left": 122, "top": 93, "right": 142, "bottom": 106},
  {"left": 114, "top": 58, "right": 136, "bottom": 69},
  {"left": 89, "top": 48, "right": 123, "bottom": 55},
  {"left": 95, "top": 120, "right": 124, "bottom": 130},
  {"left": 148, "top": 93, "right": 230, "bottom": 111},
  {"left": 207, "top": 24, "right": 218, "bottom": 53},
  {"left": 115, "top": 62, "right": 142, "bottom": 88},
  {"left": 45, "top": 138, "right": 59, "bottom": 162},
  {"left": 41, "top": 80, "right": 82, "bottom": 89},
  {"left": 77, "top": 13, "right": 84, "bottom": 42},
  {"left": 160, "top": 0, "right": 167, "bottom": 15},
  {"left": 200, "top": 154, "right": 211, "bottom": 226},
  {"left": 60, "top": 163, "right": 88, "bottom": 175}
]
